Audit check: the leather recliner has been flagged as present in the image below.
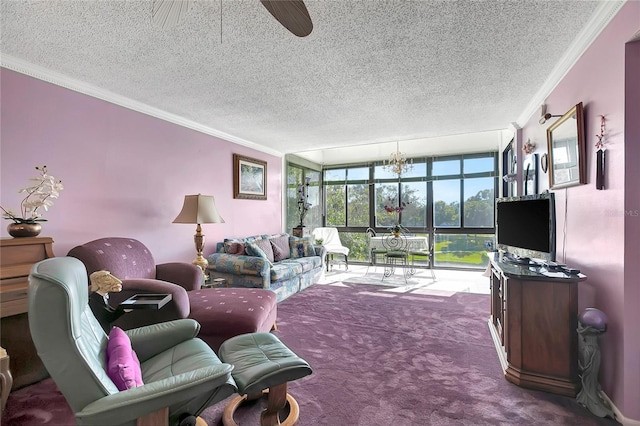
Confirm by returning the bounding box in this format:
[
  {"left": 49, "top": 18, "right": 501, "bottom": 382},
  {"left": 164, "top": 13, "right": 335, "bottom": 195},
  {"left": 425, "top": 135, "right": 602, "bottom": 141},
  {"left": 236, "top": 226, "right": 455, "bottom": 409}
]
[{"left": 28, "top": 256, "right": 236, "bottom": 426}]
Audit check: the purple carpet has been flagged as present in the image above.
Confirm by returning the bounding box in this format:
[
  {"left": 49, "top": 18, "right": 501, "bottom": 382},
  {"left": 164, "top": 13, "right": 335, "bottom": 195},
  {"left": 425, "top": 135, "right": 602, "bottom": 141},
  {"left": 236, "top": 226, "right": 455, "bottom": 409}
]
[{"left": 3, "top": 283, "right": 618, "bottom": 425}]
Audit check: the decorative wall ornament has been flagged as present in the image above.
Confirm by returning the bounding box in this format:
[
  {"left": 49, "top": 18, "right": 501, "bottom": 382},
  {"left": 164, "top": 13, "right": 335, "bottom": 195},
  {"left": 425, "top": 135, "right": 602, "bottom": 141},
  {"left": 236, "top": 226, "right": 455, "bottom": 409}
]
[
  {"left": 595, "top": 115, "right": 606, "bottom": 190},
  {"left": 522, "top": 139, "right": 536, "bottom": 154},
  {"left": 502, "top": 153, "right": 517, "bottom": 183},
  {"left": 523, "top": 154, "right": 538, "bottom": 195},
  {"left": 540, "top": 153, "right": 549, "bottom": 173}
]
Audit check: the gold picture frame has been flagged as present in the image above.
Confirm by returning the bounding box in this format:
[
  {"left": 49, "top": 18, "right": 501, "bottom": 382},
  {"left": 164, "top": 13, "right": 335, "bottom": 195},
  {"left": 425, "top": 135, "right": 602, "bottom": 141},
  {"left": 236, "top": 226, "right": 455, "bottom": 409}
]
[
  {"left": 546, "top": 102, "right": 586, "bottom": 189},
  {"left": 233, "top": 154, "right": 267, "bottom": 200}
]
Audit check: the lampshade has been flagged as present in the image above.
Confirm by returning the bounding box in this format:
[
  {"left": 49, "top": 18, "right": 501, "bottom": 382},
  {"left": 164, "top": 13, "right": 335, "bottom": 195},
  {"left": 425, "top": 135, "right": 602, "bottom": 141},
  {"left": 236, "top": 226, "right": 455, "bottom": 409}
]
[{"left": 173, "top": 194, "right": 225, "bottom": 224}]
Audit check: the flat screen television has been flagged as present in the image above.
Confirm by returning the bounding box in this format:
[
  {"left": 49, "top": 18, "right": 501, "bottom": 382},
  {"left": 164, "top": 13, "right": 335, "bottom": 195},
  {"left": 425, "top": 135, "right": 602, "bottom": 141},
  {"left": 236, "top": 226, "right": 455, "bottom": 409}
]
[{"left": 496, "top": 192, "right": 556, "bottom": 262}]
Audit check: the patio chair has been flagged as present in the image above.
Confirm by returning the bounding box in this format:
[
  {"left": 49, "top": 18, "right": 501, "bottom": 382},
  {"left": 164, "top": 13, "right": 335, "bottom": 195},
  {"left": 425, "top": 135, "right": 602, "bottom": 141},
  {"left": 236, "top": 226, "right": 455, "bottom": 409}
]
[
  {"left": 312, "top": 227, "right": 349, "bottom": 271},
  {"left": 408, "top": 236, "right": 436, "bottom": 281},
  {"left": 365, "top": 228, "right": 387, "bottom": 274}
]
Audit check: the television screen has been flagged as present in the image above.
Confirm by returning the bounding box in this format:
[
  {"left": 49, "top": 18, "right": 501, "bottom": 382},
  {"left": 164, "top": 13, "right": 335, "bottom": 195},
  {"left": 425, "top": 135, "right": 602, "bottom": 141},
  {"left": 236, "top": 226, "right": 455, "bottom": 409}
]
[{"left": 496, "top": 193, "right": 556, "bottom": 260}]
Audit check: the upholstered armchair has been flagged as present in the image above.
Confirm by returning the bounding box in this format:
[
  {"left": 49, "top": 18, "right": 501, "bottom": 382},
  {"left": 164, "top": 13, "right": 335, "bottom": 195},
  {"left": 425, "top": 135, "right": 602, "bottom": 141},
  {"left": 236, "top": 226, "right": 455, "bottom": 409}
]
[
  {"left": 68, "top": 237, "right": 279, "bottom": 352},
  {"left": 67, "top": 237, "right": 200, "bottom": 330},
  {"left": 28, "top": 256, "right": 236, "bottom": 426}
]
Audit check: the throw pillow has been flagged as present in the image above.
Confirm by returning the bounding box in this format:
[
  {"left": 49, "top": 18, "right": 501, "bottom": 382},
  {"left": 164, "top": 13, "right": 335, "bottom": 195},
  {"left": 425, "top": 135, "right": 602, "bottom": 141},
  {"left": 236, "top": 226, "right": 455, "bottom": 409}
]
[
  {"left": 106, "top": 326, "right": 144, "bottom": 391},
  {"left": 289, "top": 236, "right": 315, "bottom": 258},
  {"left": 227, "top": 242, "right": 246, "bottom": 255},
  {"left": 246, "top": 241, "right": 274, "bottom": 266},
  {"left": 252, "top": 238, "right": 275, "bottom": 263},
  {"left": 223, "top": 238, "right": 246, "bottom": 254},
  {"left": 270, "top": 235, "right": 291, "bottom": 262}
]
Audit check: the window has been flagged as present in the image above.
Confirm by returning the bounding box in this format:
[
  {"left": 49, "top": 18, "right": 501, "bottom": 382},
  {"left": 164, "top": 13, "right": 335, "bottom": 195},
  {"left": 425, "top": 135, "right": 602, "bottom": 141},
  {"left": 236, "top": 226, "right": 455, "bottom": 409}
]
[
  {"left": 433, "top": 179, "right": 460, "bottom": 227},
  {"left": 325, "top": 167, "right": 370, "bottom": 227},
  {"left": 463, "top": 177, "right": 494, "bottom": 228},
  {"left": 320, "top": 152, "right": 498, "bottom": 269}
]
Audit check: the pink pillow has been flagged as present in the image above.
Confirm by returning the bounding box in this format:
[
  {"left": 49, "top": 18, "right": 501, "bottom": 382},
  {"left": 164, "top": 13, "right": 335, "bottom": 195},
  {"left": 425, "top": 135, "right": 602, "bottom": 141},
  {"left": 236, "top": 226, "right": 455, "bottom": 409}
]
[
  {"left": 106, "top": 327, "right": 144, "bottom": 391},
  {"left": 270, "top": 236, "right": 290, "bottom": 262},
  {"left": 227, "top": 242, "right": 245, "bottom": 255},
  {"left": 252, "top": 238, "right": 275, "bottom": 263}
]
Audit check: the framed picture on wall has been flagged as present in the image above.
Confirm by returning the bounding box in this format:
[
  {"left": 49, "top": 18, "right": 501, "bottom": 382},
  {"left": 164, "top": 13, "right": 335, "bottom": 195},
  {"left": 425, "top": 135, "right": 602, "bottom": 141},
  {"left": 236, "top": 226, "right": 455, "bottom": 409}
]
[{"left": 233, "top": 154, "right": 267, "bottom": 200}]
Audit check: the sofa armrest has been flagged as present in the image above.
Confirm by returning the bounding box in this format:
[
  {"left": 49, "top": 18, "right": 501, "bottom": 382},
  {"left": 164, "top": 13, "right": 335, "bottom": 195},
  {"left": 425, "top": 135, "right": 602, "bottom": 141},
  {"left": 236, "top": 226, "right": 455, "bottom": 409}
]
[
  {"left": 207, "top": 253, "right": 270, "bottom": 277},
  {"left": 313, "top": 244, "right": 327, "bottom": 258},
  {"left": 106, "top": 279, "right": 190, "bottom": 330},
  {"left": 156, "top": 262, "right": 203, "bottom": 291}
]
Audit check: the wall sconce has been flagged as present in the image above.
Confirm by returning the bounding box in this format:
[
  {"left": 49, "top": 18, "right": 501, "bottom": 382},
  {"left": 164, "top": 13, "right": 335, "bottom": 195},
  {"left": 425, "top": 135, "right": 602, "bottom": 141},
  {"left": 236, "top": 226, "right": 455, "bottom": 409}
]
[{"left": 538, "top": 104, "right": 562, "bottom": 125}]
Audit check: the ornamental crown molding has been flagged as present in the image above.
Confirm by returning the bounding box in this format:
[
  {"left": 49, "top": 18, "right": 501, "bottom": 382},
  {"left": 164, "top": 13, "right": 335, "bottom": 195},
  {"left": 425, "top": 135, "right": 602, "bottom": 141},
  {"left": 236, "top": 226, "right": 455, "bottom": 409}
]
[
  {"left": 516, "top": 0, "right": 626, "bottom": 128},
  {"left": 0, "top": 54, "right": 283, "bottom": 158}
]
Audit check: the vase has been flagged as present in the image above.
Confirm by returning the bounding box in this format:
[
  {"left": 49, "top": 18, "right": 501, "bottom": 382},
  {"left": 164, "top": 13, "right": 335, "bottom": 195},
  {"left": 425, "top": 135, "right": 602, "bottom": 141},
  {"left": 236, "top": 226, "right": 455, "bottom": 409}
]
[
  {"left": 392, "top": 231, "right": 401, "bottom": 238},
  {"left": 7, "top": 222, "right": 42, "bottom": 238}
]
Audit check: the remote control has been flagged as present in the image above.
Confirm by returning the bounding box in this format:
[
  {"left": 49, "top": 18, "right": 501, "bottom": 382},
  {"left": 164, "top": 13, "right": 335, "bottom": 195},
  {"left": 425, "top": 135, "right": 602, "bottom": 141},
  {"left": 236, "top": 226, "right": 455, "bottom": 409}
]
[{"left": 564, "top": 268, "right": 581, "bottom": 275}]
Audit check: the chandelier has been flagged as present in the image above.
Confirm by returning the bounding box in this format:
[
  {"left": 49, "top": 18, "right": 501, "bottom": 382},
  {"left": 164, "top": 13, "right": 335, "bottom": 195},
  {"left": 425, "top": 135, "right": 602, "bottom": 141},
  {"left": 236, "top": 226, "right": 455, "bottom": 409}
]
[{"left": 383, "top": 142, "right": 413, "bottom": 176}]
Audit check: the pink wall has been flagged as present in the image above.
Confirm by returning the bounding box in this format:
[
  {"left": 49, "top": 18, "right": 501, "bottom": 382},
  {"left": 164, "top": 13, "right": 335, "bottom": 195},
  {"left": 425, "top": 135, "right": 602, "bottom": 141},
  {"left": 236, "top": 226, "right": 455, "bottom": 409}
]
[
  {"left": 0, "top": 69, "right": 283, "bottom": 263},
  {"left": 520, "top": 2, "right": 639, "bottom": 420},
  {"left": 623, "top": 38, "right": 640, "bottom": 422}
]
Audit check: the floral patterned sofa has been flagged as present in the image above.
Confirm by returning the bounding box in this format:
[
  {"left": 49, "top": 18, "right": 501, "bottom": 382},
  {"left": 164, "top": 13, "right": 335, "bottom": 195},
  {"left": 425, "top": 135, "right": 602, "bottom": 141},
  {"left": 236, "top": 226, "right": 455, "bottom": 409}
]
[{"left": 207, "top": 233, "right": 326, "bottom": 302}]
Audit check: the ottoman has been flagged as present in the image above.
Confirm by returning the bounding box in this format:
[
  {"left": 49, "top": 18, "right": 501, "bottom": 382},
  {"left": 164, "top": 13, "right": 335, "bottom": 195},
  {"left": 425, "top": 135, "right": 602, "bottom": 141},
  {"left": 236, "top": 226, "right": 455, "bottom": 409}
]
[
  {"left": 188, "top": 288, "right": 278, "bottom": 351},
  {"left": 218, "top": 333, "right": 312, "bottom": 426}
]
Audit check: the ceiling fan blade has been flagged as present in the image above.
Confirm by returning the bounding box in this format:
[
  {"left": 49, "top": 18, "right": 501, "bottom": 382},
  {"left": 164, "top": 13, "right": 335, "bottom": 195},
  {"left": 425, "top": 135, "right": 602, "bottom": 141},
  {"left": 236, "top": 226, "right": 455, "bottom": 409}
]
[
  {"left": 152, "top": 0, "right": 190, "bottom": 29},
  {"left": 260, "top": 0, "right": 313, "bottom": 37}
]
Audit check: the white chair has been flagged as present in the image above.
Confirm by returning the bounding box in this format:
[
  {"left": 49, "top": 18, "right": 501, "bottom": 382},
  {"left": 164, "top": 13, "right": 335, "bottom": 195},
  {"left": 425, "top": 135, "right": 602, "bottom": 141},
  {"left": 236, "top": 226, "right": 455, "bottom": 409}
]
[{"left": 312, "top": 227, "right": 349, "bottom": 271}]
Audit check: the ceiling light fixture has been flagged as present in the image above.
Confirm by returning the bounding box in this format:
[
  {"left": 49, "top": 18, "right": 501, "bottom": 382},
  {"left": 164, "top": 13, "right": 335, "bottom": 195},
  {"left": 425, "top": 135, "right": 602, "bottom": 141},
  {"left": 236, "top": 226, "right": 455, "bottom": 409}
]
[{"left": 383, "top": 142, "right": 413, "bottom": 176}]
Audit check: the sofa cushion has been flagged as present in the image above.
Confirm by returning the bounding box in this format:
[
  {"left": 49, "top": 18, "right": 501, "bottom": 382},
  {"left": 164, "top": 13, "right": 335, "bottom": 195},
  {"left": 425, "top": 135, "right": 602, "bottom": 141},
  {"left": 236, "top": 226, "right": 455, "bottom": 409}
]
[
  {"left": 246, "top": 241, "right": 274, "bottom": 266},
  {"left": 270, "top": 262, "right": 303, "bottom": 282},
  {"left": 281, "top": 256, "right": 322, "bottom": 273},
  {"left": 253, "top": 238, "right": 275, "bottom": 263},
  {"left": 270, "top": 235, "right": 291, "bottom": 262},
  {"left": 289, "top": 237, "right": 315, "bottom": 258},
  {"left": 223, "top": 238, "right": 247, "bottom": 254},
  {"left": 227, "top": 242, "right": 246, "bottom": 255}
]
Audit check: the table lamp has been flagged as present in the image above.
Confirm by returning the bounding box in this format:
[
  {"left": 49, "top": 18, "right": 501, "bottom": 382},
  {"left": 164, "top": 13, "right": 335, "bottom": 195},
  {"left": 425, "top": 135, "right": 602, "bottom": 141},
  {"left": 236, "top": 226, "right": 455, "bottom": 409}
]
[{"left": 173, "top": 194, "right": 225, "bottom": 277}]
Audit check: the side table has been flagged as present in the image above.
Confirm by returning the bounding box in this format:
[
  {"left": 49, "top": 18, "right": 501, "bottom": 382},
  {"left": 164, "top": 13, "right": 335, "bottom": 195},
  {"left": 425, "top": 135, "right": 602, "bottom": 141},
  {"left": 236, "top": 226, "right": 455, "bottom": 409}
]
[{"left": 203, "top": 277, "right": 227, "bottom": 289}]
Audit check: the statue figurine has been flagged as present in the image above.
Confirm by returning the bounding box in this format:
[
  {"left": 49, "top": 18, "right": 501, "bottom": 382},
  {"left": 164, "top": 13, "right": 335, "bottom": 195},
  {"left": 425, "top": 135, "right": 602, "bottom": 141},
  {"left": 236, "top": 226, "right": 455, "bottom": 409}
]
[
  {"left": 88, "top": 270, "right": 127, "bottom": 333},
  {"left": 576, "top": 308, "right": 615, "bottom": 419}
]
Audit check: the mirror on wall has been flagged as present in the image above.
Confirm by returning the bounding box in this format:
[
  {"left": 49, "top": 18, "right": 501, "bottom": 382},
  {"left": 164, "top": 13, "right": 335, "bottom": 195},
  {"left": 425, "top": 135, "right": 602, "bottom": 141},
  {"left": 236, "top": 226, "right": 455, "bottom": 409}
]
[{"left": 546, "top": 102, "right": 586, "bottom": 189}]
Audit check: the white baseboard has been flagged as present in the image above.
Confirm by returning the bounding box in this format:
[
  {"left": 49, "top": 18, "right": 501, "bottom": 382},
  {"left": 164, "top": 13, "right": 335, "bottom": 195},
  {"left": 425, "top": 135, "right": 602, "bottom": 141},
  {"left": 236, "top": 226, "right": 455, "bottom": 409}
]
[{"left": 600, "top": 390, "right": 640, "bottom": 425}]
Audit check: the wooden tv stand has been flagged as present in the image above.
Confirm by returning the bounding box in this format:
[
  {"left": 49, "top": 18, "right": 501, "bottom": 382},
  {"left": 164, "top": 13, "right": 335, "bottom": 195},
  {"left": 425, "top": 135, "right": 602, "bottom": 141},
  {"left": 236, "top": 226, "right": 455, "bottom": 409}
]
[{"left": 488, "top": 252, "right": 586, "bottom": 397}]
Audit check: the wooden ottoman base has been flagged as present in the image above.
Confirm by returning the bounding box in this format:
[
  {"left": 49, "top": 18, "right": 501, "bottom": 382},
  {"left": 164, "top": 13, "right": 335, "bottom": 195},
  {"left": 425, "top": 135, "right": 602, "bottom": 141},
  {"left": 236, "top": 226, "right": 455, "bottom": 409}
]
[
  {"left": 222, "top": 384, "right": 300, "bottom": 426},
  {"left": 218, "top": 333, "right": 312, "bottom": 426}
]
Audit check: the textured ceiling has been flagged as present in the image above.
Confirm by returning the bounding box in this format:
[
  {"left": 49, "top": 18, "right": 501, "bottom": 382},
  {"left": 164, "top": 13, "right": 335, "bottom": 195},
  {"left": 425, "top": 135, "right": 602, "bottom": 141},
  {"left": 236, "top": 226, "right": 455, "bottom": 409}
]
[{"left": 1, "top": 0, "right": 610, "bottom": 158}]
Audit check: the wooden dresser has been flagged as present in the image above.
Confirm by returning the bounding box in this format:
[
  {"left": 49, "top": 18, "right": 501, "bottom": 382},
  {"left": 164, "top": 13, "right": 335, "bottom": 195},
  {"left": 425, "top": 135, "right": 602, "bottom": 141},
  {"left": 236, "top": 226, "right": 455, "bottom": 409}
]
[{"left": 0, "top": 237, "right": 54, "bottom": 389}]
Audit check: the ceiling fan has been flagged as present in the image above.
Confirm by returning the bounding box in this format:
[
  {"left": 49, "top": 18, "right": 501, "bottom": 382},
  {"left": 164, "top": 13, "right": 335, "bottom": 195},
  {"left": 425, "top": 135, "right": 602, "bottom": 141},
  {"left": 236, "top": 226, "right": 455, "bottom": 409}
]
[{"left": 152, "top": 0, "right": 313, "bottom": 37}]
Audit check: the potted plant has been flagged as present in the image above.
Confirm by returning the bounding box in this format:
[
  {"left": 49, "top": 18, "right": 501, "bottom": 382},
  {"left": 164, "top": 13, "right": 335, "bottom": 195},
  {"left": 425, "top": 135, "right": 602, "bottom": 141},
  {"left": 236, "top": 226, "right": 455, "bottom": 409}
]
[{"left": 1, "top": 166, "right": 64, "bottom": 237}]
